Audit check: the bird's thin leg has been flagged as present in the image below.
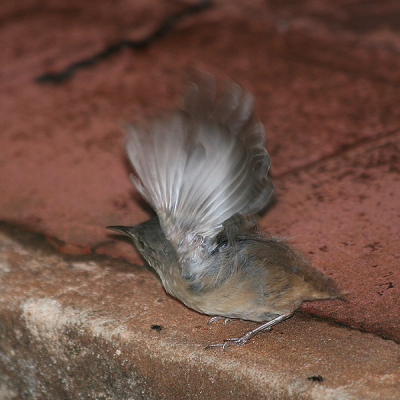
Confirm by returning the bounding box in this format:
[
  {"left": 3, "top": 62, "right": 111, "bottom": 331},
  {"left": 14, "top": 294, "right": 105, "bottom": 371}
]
[{"left": 206, "top": 313, "right": 293, "bottom": 350}]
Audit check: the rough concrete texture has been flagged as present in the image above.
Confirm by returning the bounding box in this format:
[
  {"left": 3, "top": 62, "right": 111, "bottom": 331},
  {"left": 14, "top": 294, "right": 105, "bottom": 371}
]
[
  {"left": 1, "top": 226, "right": 399, "bottom": 399},
  {"left": 1, "top": 0, "right": 400, "bottom": 398}
]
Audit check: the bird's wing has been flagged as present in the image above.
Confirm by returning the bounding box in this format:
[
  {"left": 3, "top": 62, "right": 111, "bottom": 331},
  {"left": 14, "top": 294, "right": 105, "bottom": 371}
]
[{"left": 125, "top": 74, "right": 273, "bottom": 266}]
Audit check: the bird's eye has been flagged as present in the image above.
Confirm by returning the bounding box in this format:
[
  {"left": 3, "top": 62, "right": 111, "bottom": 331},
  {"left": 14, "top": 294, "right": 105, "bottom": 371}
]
[{"left": 136, "top": 239, "right": 145, "bottom": 249}]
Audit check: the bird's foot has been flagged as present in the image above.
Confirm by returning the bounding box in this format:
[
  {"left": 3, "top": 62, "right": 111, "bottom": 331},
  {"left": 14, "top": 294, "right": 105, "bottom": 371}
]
[
  {"left": 208, "top": 316, "right": 234, "bottom": 325},
  {"left": 205, "top": 325, "right": 272, "bottom": 350},
  {"left": 205, "top": 313, "right": 292, "bottom": 350}
]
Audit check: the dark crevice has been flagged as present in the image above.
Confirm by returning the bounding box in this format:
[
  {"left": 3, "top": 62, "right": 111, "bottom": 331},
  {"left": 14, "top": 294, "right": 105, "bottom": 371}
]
[
  {"left": 35, "top": 0, "right": 213, "bottom": 84},
  {"left": 275, "top": 127, "right": 400, "bottom": 179},
  {"left": 297, "top": 310, "right": 400, "bottom": 345}
]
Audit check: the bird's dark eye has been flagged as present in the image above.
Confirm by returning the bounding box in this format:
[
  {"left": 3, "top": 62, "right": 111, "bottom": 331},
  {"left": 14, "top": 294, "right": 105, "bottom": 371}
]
[{"left": 136, "top": 239, "right": 145, "bottom": 249}]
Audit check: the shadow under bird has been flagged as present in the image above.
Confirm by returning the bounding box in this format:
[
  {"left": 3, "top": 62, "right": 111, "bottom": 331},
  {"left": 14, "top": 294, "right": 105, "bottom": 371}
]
[{"left": 108, "top": 74, "right": 341, "bottom": 349}]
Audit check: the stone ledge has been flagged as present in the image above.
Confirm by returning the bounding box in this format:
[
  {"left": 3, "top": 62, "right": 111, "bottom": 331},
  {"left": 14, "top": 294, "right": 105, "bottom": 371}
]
[{"left": 1, "top": 226, "right": 398, "bottom": 399}]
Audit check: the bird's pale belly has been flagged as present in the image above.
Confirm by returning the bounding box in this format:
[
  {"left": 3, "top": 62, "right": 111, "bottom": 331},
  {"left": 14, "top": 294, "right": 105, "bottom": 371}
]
[{"left": 162, "top": 270, "right": 284, "bottom": 322}]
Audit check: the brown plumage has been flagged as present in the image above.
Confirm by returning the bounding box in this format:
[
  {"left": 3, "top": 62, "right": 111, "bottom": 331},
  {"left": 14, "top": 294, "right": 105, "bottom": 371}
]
[{"left": 108, "top": 73, "right": 341, "bottom": 349}]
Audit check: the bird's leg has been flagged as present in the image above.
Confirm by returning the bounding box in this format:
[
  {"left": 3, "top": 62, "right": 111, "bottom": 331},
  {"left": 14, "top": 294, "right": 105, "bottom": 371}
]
[
  {"left": 208, "top": 316, "right": 234, "bottom": 325},
  {"left": 206, "top": 313, "right": 292, "bottom": 350}
]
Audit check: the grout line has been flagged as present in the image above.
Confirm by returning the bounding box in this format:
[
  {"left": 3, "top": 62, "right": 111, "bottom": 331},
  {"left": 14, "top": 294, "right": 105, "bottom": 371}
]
[
  {"left": 275, "top": 127, "right": 400, "bottom": 179},
  {"left": 299, "top": 311, "right": 400, "bottom": 345}
]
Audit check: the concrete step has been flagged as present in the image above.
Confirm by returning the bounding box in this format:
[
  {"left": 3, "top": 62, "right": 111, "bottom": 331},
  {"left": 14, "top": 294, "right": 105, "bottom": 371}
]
[{"left": 1, "top": 225, "right": 398, "bottom": 399}]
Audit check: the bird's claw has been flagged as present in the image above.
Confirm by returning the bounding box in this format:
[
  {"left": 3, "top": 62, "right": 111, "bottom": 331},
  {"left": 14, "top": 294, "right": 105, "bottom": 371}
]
[
  {"left": 206, "top": 314, "right": 291, "bottom": 350},
  {"left": 205, "top": 335, "right": 250, "bottom": 350},
  {"left": 208, "top": 316, "right": 234, "bottom": 325}
]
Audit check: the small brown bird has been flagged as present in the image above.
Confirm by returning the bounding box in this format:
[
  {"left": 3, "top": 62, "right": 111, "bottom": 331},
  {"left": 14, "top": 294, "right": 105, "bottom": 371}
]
[{"left": 108, "top": 74, "right": 341, "bottom": 349}]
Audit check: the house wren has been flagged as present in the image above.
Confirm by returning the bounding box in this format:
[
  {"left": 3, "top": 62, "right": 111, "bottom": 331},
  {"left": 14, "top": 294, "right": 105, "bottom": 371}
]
[{"left": 108, "top": 74, "right": 341, "bottom": 349}]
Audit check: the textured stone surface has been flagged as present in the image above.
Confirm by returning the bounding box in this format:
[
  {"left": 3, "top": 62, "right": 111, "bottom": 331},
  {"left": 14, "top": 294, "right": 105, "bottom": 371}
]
[
  {"left": 261, "top": 132, "right": 400, "bottom": 342},
  {"left": 0, "top": 226, "right": 399, "bottom": 399},
  {"left": 1, "top": 0, "right": 400, "bottom": 397}
]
